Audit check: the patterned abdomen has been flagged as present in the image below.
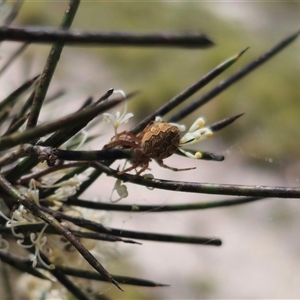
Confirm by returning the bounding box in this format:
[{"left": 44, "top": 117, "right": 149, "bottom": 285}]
[{"left": 141, "top": 122, "right": 180, "bottom": 160}]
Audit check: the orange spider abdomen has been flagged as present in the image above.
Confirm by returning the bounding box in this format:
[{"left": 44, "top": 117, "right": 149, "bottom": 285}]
[{"left": 141, "top": 122, "right": 180, "bottom": 160}]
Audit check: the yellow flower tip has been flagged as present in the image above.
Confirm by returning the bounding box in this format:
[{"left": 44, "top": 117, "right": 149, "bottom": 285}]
[
  {"left": 195, "top": 152, "right": 202, "bottom": 159},
  {"left": 49, "top": 264, "right": 55, "bottom": 270},
  {"left": 197, "top": 118, "right": 205, "bottom": 127},
  {"left": 205, "top": 131, "right": 213, "bottom": 138}
]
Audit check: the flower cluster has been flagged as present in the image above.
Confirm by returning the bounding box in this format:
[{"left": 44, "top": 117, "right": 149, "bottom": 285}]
[
  {"left": 178, "top": 117, "right": 213, "bottom": 159},
  {"left": 0, "top": 166, "right": 93, "bottom": 270},
  {"left": 0, "top": 202, "right": 54, "bottom": 269},
  {"left": 0, "top": 165, "right": 115, "bottom": 298},
  {"left": 44, "top": 172, "right": 91, "bottom": 202}
]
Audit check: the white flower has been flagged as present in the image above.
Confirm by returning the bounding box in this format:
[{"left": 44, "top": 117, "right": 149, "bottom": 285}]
[
  {"left": 178, "top": 117, "right": 213, "bottom": 159},
  {"left": 5, "top": 205, "right": 35, "bottom": 240},
  {"left": 26, "top": 179, "right": 40, "bottom": 205},
  {"left": 17, "top": 223, "right": 55, "bottom": 269},
  {"left": 47, "top": 185, "right": 78, "bottom": 201},
  {"left": 44, "top": 173, "right": 90, "bottom": 201},
  {"left": 0, "top": 203, "right": 54, "bottom": 269},
  {"left": 103, "top": 89, "right": 134, "bottom": 136}
]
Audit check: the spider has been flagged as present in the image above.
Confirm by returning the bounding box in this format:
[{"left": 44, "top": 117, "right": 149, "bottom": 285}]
[{"left": 103, "top": 120, "right": 195, "bottom": 176}]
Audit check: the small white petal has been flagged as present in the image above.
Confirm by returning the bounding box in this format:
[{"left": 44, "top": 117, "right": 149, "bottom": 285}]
[
  {"left": 178, "top": 148, "right": 203, "bottom": 159},
  {"left": 121, "top": 112, "right": 134, "bottom": 124},
  {"left": 178, "top": 148, "right": 195, "bottom": 158},
  {"left": 169, "top": 122, "right": 186, "bottom": 132},
  {"left": 179, "top": 133, "right": 197, "bottom": 145},
  {"left": 180, "top": 128, "right": 213, "bottom": 146},
  {"left": 115, "top": 111, "right": 121, "bottom": 120},
  {"left": 103, "top": 113, "right": 115, "bottom": 123},
  {"left": 188, "top": 117, "right": 205, "bottom": 133}
]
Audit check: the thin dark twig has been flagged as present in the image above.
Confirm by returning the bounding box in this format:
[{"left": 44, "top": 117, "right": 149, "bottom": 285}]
[
  {"left": 55, "top": 148, "right": 130, "bottom": 161},
  {"left": 17, "top": 161, "right": 89, "bottom": 184},
  {"left": 38, "top": 206, "right": 220, "bottom": 245},
  {"left": 44, "top": 89, "right": 66, "bottom": 104},
  {"left": 175, "top": 149, "right": 224, "bottom": 161},
  {"left": 6, "top": 90, "right": 35, "bottom": 133},
  {"left": 0, "top": 27, "right": 214, "bottom": 48},
  {"left": 92, "top": 161, "right": 300, "bottom": 199},
  {"left": 0, "top": 75, "right": 39, "bottom": 112},
  {"left": 3, "top": 113, "right": 29, "bottom": 136},
  {"left": 110, "top": 228, "right": 221, "bottom": 246},
  {"left": 0, "top": 98, "right": 124, "bottom": 151},
  {"left": 54, "top": 265, "right": 169, "bottom": 287},
  {"left": 168, "top": 30, "right": 300, "bottom": 123},
  {"left": 0, "top": 223, "right": 141, "bottom": 244},
  {"left": 132, "top": 47, "right": 248, "bottom": 134},
  {"left": 40, "top": 88, "right": 114, "bottom": 149},
  {"left": 0, "top": 252, "right": 168, "bottom": 287},
  {"left": 65, "top": 196, "right": 265, "bottom": 212},
  {"left": 26, "top": 0, "right": 80, "bottom": 129},
  {"left": 0, "top": 145, "right": 27, "bottom": 167},
  {"left": 209, "top": 113, "right": 244, "bottom": 132},
  {"left": 70, "top": 230, "right": 141, "bottom": 244}
]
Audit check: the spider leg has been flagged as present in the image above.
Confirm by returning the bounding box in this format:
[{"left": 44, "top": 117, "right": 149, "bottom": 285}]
[
  {"left": 123, "top": 131, "right": 142, "bottom": 144},
  {"left": 103, "top": 130, "right": 141, "bottom": 149},
  {"left": 117, "top": 162, "right": 142, "bottom": 175},
  {"left": 137, "top": 120, "right": 155, "bottom": 140},
  {"left": 117, "top": 161, "right": 150, "bottom": 179},
  {"left": 155, "top": 159, "right": 196, "bottom": 172},
  {"left": 134, "top": 162, "right": 150, "bottom": 176},
  {"left": 103, "top": 139, "right": 136, "bottom": 149}
]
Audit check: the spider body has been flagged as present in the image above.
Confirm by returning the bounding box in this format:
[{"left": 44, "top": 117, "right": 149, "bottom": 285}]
[
  {"left": 141, "top": 122, "right": 180, "bottom": 160},
  {"left": 103, "top": 120, "right": 195, "bottom": 176}
]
